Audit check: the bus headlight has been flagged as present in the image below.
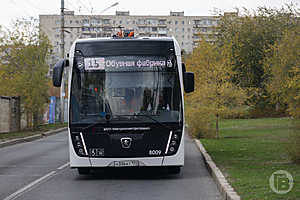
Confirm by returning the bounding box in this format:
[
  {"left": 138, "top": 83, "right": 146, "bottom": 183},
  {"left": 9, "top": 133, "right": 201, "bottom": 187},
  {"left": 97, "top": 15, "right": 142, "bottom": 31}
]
[
  {"left": 166, "top": 130, "right": 182, "bottom": 156},
  {"left": 71, "top": 132, "right": 88, "bottom": 157}
]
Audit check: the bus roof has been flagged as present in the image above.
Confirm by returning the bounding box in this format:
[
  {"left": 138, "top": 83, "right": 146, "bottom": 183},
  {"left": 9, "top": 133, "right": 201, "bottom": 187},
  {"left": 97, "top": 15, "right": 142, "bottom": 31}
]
[
  {"left": 76, "top": 37, "right": 174, "bottom": 44},
  {"left": 74, "top": 37, "right": 178, "bottom": 57}
]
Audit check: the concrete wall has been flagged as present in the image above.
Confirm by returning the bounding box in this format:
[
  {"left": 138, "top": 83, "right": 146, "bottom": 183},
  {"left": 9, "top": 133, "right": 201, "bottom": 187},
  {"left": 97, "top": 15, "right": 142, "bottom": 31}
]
[
  {"left": 0, "top": 96, "right": 21, "bottom": 133},
  {"left": 0, "top": 97, "right": 10, "bottom": 133}
]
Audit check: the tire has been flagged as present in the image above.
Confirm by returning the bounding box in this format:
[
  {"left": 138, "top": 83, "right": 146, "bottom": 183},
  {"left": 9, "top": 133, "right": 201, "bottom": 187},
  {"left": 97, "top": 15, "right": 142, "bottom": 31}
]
[
  {"left": 167, "top": 166, "right": 181, "bottom": 174},
  {"left": 77, "top": 167, "right": 91, "bottom": 175}
]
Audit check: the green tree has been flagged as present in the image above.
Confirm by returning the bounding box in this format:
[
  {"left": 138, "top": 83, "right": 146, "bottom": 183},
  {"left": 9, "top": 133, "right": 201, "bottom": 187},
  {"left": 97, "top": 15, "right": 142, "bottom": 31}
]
[
  {"left": 186, "top": 39, "right": 246, "bottom": 138},
  {"left": 0, "top": 18, "right": 52, "bottom": 129},
  {"left": 216, "top": 5, "right": 299, "bottom": 115}
]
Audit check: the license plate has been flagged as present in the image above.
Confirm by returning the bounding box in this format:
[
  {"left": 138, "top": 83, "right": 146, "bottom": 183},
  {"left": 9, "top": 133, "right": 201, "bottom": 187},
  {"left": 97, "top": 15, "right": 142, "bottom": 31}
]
[{"left": 114, "top": 160, "right": 139, "bottom": 167}]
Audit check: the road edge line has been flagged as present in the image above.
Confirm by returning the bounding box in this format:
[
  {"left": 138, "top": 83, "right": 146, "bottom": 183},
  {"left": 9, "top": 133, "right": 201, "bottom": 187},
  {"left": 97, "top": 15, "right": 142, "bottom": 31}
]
[
  {"left": 0, "top": 127, "right": 68, "bottom": 148},
  {"left": 194, "top": 139, "right": 241, "bottom": 200},
  {"left": 3, "top": 171, "right": 56, "bottom": 200},
  {"left": 3, "top": 162, "right": 69, "bottom": 200}
]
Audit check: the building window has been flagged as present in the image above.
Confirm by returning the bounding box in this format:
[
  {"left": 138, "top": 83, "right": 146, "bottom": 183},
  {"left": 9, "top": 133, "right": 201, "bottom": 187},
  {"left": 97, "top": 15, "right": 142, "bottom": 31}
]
[
  {"left": 138, "top": 19, "right": 145, "bottom": 25},
  {"left": 187, "top": 28, "right": 191, "bottom": 32},
  {"left": 182, "top": 28, "right": 184, "bottom": 31},
  {"left": 70, "top": 20, "right": 72, "bottom": 24},
  {"left": 103, "top": 19, "right": 110, "bottom": 24},
  {"left": 119, "top": 20, "right": 122, "bottom": 24},
  {"left": 55, "top": 20, "right": 60, "bottom": 25},
  {"left": 201, "top": 27, "right": 207, "bottom": 32},
  {"left": 82, "top": 19, "right": 89, "bottom": 24},
  {"left": 75, "top": 20, "right": 79, "bottom": 24},
  {"left": 159, "top": 19, "right": 166, "bottom": 25},
  {"left": 182, "top": 21, "right": 184, "bottom": 25},
  {"left": 82, "top": 27, "right": 90, "bottom": 31},
  {"left": 175, "top": 21, "right": 178, "bottom": 25},
  {"left": 152, "top": 27, "right": 157, "bottom": 32}
]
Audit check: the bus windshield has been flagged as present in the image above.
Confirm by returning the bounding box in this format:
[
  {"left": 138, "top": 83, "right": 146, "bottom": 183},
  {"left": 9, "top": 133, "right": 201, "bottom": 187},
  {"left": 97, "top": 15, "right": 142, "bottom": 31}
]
[{"left": 70, "top": 55, "right": 182, "bottom": 124}]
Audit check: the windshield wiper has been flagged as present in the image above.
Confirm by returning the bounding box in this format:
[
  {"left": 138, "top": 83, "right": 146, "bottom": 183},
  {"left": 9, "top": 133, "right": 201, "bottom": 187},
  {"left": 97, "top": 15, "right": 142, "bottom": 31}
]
[{"left": 81, "top": 113, "right": 112, "bottom": 132}]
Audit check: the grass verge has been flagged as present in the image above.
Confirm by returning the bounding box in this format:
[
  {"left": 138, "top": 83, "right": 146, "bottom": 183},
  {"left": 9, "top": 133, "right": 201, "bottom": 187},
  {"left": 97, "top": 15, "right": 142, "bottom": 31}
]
[
  {"left": 200, "top": 118, "right": 300, "bottom": 200},
  {"left": 0, "top": 123, "right": 67, "bottom": 142}
]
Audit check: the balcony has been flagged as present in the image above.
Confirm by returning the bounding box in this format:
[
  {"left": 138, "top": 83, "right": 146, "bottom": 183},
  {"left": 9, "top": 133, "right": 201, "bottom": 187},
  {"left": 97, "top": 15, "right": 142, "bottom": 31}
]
[{"left": 158, "top": 30, "right": 167, "bottom": 34}]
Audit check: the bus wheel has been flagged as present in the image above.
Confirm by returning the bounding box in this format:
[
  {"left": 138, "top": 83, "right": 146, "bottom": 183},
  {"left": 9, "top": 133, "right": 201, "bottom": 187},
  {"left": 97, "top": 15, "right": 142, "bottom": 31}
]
[
  {"left": 168, "top": 166, "right": 181, "bottom": 174},
  {"left": 77, "top": 167, "right": 90, "bottom": 175}
]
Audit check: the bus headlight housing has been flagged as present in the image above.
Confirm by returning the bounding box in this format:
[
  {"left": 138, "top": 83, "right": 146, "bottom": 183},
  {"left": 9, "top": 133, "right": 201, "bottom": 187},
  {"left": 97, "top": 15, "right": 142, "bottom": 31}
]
[
  {"left": 71, "top": 132, "right": 88, "bottom": 157},
  {"left": 165, "top": 130, "right": 182, "bottom": 156}
]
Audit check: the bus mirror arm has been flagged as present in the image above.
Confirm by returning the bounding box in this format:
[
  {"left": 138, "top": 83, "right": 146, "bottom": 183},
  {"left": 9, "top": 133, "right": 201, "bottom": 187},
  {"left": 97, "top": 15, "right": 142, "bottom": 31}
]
[
  {"left": 53, "top": 59, "right": 68, "bottom": 87},
  {"left": 183, "top": 72, "right": 194, "bottom": 93}
]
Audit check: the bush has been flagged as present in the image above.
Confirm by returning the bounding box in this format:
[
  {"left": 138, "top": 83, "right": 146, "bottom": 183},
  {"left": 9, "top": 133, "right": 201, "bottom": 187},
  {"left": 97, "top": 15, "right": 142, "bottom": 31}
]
[
  {"left": 221, "top": 106, "right": 250, "bottom": 119},
  {"left": 185, "top": 105, "right": 214, "bottom": 138},
  {"left": 248, "top": 104, "right": 288, "bottom": 118}
]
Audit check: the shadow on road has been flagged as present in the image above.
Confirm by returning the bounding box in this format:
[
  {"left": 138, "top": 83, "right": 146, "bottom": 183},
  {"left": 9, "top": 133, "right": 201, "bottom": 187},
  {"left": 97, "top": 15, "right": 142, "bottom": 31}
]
[{"left": 74, "top": 167, "right": 182, "bottom": 180}]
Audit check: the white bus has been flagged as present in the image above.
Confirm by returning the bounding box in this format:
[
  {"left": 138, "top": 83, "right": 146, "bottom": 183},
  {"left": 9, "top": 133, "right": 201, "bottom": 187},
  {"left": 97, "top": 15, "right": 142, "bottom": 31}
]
[{"left": 53, "top": 35, "right": 194, "bottom": 175}]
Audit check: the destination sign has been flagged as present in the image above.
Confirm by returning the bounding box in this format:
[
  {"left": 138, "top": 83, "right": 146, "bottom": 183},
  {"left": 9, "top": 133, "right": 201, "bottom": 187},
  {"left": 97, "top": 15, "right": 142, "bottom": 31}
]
[{"left": 84, "top": 56, "right": 172, "bottom": 72}]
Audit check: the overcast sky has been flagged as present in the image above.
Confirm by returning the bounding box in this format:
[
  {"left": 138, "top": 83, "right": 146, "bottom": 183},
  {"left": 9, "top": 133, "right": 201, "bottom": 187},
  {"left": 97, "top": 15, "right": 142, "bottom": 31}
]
[{"left": 1, "top": 0, "right": 298, "bottom": 28}]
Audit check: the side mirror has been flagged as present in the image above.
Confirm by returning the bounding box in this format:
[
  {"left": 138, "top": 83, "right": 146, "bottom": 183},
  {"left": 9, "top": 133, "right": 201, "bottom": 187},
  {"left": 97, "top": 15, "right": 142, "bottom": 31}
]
[
  {"left": 182, "top": 62, "right": 186, "bottom": 74},
  {"left": 184, "top": 72, "right": 194, "bottom": 93},
  {"left": 53, "top": 59, "right": 66, "bottom": 87}
]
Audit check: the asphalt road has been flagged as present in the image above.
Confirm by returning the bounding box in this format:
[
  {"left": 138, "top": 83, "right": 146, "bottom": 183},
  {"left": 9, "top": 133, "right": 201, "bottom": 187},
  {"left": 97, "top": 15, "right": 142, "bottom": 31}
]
[{"left": 0, "top": 130, "right": 221, "bottom": 200}]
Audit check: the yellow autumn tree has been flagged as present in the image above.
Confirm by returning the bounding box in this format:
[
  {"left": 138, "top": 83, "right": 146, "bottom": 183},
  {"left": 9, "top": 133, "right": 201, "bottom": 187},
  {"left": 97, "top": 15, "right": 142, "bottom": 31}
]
[
  {"left": 186, "top": 39, "right": 247, "bottom": 138},
  {"left": 0, "top": 18, "right": 52, "bottom": 129},
  {"left": 264, "top": 25, "right": 300, "bottom": 117}
]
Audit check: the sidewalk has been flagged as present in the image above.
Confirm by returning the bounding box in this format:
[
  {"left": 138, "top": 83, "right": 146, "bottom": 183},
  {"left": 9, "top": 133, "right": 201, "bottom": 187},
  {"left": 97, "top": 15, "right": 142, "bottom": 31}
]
[{"left": 0, "top": 127, "right": 67, "bottom": 148}]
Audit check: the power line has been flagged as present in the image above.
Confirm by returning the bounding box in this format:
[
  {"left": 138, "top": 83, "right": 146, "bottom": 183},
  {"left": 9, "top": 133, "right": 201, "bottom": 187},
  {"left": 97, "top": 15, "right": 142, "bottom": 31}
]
[
  {"left": 65, "top": 0, "right": 78, "bottom": 12},
  {"left": 76, "top": 0, "right": 90, "bottom": 13},
  {"left": 85, "top": 0, "right": 94, "bottom": 14}
]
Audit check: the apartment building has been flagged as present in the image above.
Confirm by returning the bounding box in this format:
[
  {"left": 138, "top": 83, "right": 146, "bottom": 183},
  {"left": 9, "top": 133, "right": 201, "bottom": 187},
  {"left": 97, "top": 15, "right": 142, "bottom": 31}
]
[{"left": 39, "top": 11, "right": 219, "bottom": 70}]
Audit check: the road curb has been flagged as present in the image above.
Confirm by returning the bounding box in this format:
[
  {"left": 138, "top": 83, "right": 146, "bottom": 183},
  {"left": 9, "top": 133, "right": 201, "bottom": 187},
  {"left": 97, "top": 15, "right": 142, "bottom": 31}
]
[
  {"left": 194, "top": 139, "right": 241, "bottom": 200},
  {"left": 0, "top": 127, "right": 68, "bottom": 148}
]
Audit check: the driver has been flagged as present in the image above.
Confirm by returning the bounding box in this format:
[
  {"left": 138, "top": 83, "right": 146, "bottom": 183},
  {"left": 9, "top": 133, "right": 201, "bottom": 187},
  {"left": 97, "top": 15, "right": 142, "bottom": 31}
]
[{"left": 125, "top": 88, "right": 136, "bottom": 113}]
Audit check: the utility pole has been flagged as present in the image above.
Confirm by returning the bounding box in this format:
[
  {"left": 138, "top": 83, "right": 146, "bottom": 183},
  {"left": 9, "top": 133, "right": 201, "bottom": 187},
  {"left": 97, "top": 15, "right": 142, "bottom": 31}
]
[{"left": 60, "top": 0, "right": 65, "bottom": 124}]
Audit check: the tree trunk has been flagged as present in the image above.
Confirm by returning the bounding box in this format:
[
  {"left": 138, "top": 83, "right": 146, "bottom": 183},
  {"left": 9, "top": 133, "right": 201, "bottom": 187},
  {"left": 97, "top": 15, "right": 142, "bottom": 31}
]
[
  {"left": 27, "top": 111, "right": 32, "bottom": 130},
  {"left": 276, "top": 102, "right": 280, "bottom": 112},
  {"left": 33, "top": 111, "right": 39, "bottom": 130},
  {"left": 216, "top": 114, "right": 219, "bottom": 138}
]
